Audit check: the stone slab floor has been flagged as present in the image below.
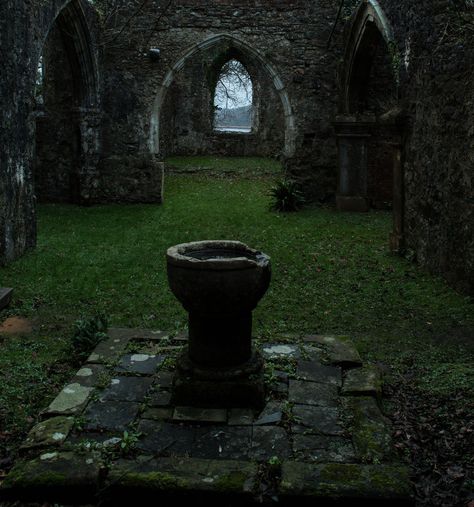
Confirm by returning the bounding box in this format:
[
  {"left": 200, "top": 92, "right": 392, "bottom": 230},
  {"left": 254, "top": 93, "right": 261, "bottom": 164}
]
[{"left": 1, "top": 329, "right": 412, "bottom": 506}]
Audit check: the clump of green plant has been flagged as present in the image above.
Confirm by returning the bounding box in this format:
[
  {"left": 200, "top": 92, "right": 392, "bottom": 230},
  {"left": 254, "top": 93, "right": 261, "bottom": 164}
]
[
  {"left": 71, "top": 313, "right": 108, "bottom": 358},
  {"left": 269, "top": 179, "right": 305, "bottom": 212}
]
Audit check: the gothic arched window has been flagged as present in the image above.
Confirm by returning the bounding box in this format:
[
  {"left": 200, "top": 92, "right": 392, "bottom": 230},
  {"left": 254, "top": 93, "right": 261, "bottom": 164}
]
[{"left": 214, "top": 59, "right": 253, "bottom": 133}]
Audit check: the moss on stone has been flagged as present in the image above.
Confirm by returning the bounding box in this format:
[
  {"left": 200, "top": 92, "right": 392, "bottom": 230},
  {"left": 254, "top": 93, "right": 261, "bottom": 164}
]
[
  {"left": 116, "top": 471, "right": 185, "bottom": 490},
  {"left": 214, "top": 471, "right": 248, "bottom": 492}
]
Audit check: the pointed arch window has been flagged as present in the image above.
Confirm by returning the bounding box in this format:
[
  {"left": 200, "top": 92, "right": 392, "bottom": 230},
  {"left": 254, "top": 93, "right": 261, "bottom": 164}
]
[{"left": 213, "top": 59, "right": 253, "bottom": 133}]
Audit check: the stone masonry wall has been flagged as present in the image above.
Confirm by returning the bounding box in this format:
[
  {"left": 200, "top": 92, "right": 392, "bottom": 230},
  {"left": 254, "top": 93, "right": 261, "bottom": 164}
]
[
  {"left": 373, "top": 0, "right": 474, "bottom": 293},
  {"left": 100, "top": 0, "right": 345, "bottom": 201}
]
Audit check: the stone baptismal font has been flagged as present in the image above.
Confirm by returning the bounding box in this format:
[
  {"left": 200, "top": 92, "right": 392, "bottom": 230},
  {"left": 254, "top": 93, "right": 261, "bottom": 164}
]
[{"left": 166, "top": 240, "right": 271, "bottom": 408}]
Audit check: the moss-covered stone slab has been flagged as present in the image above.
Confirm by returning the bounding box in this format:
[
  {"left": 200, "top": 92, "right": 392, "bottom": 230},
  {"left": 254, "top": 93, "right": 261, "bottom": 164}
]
[
  {"left": 193, "top": 426, "right": 252, "bottom": 460},
  {"left": 147, "top": 389, "right": 172, "bottom": 407},
  {"left": 100, "top": 376, "right": 153, "bottom": 402},
  {"left": 297, "top": 361, "right": 342, "bottom": 386},
  {"left": 173, "top": 406, "right": 228, "bottom": 423},
  {"left": 345, "top": 396, "right": 394, "bottom": 463},
  {"left": 87, "top": 330, "right": 133, "bottom": 364},
  {"left": 106, "top": 456, "right": 258, "bottom": 499},
  {"left": 250, "top": 426, "right": 292, "bottom": 460},
  {"left": 292, "top": 405, "right": 344, "bottom": 436},
  {"left": 289, "top": 379, "right": 339, "bottom": 407},
  {"left": 1, "top": 451, "right": 102, "bottom": 503},
  {"left": 293, "top": 435, "right": 356, "bottom": 463},
  {"left": 304, "top": 335, "right": 362, "bottom": 367},
  {"left": 72, "top": 364, "right": 107, "bottom": 388},
  {"left": 342, "top": 365, "right": 383, "bottom": 397},
  {"left": 136, "top": 420, "right": 195, "bottom": 455},
  {"left": 115, "top": 353, "right": 165, "bottom": 375},
  {"left": 83, "top": 400, "right": 141, "bottom": 432},
  {"left": 141, "top": 407, "right": 173, "bottom": 420},
  {"left": 280, "top": 461, "right": 412, "bottom": 502},
  {"left": 228, "top": 408, "right": 255, "bottom": 426},
  {"left": 21, "top": 416, "right": 75, "bottom": 452},
  {"left": 44, "top": 383, "right": 93, "bottom": 416}
]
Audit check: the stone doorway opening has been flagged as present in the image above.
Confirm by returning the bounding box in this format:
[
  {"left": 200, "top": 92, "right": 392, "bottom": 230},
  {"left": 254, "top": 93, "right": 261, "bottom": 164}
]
[
  {"left": 336, "top": 1, "right": 402, "bottom": 214},
  {"left": 34, "top": 0, "right": 100, "bottom": 205}
]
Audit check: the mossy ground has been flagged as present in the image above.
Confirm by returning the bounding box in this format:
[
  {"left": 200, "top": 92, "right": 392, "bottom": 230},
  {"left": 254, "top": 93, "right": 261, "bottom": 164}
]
[{"left": 0, "top": 156, "right": 473, "bottom": 470}]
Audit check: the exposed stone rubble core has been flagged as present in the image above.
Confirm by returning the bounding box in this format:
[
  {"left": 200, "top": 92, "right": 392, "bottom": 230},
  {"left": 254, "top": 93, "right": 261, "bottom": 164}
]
[{"left": 2, "top": 328, "right": 412, "bottom": 505}]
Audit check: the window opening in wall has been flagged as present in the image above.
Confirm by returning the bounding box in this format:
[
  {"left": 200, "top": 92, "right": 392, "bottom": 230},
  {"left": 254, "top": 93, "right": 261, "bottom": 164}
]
[{"left": 214, "top": 59, "right": 253, "bottom": 133}]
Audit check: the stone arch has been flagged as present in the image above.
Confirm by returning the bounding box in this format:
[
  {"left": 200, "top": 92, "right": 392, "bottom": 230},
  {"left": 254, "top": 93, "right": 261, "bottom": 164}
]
[
  {"left": 40, "top": 0, "right": 99, "bottom": 108},
  {"left": 336, "top": 0, "right": 405, "bottom": 252},
  {"left": 341, "top": 0, "right": 395, "bottom": 114},
  {"left": 150, "top": 33, "right": 295, "bottom": 157},
  {"left": 210, "top": 52, "right": 255, "bottom": 133},
  {"left": 34, "top": 0, "right": 101, "bottom": 204}
]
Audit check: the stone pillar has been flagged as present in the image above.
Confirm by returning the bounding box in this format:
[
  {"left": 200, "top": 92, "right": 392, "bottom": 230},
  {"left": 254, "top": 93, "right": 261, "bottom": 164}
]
[
  {"left": 74, "top": 107, "right": 102, "bottom": 204},
  {"left": 334, "top": 116, "right": 374, "bottom": 212},
  {"left": 389, "top": 137, "right": 404, "bottom": 252}
]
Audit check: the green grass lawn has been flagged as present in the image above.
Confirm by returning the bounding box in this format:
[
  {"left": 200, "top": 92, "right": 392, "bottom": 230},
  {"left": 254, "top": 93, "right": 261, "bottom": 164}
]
[{"left": 1, "top": 156, "right": 473, "bottom": 460}]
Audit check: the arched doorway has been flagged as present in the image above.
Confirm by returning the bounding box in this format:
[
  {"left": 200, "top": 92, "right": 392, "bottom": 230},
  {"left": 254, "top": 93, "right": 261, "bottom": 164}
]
[
  {"left": 336, "top": 0, "right": 405, "bottom": 249},
  {"left": 34, "top": 0, "right": 100, "bottom": 205}
]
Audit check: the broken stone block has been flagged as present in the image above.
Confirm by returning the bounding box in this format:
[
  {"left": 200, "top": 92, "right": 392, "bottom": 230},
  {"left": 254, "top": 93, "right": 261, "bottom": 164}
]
[
  {"left": 115, "top": 353, "right": 165, "bottom": 375},
  {"left": 21, "top": 416, "right": 74, "bottom": 451},
  {"left": 254, "top": 401, "right": 283, "bottom": 425},
  {"left": 289, "top": 379, "right": 338, "bottom": 407},
  {"left": 297, "top": 361, "right": 342, "bottom": 386},
  {"left": 341, "top": 365, "right": 382, "bottom": 397},
  {"left": 83, "top": 400, "right": 140, "bottom": 432},
  {"left": 44, "top": 383, "right": 93, "bottom": 416}
]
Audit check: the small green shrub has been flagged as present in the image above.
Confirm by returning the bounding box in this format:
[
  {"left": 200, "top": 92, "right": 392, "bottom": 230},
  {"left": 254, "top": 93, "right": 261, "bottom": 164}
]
[
  {"left": 269, "top": 179, "right": 305, "bottom": 212},
  {"left": 71, "top": 313, "right": 108, "bottom": 357}
]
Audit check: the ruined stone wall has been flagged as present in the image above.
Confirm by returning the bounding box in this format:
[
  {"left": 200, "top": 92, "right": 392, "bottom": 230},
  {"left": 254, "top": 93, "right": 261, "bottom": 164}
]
[
  {"left": 159, "top": 46, "right": 285, "bottom": 158},
  {"left": 100, "top": 0, "right": 345, "bottom": 200},
  {"left": 372, "top": 0, "right": 474, "bottom": 293},
  {"left": 0, "top": 0, "right": 101, "bottom": 263}
]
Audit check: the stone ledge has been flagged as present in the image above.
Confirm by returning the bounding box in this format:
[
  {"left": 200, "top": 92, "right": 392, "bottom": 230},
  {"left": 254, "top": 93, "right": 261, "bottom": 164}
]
[{"left": 280, "top": 462, "right": 413, "bottom": 504}]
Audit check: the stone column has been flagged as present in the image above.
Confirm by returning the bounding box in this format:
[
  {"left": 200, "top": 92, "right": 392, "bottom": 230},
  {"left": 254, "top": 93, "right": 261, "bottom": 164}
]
[
  {"left": 389, "top": 136, "right": 404, "bottom": 252},
  {"left": 73, "top": 107, "right": 102, "bottom": 205},
  {"left": 334, "top": 116, "right": 374, "bottom": 212}
]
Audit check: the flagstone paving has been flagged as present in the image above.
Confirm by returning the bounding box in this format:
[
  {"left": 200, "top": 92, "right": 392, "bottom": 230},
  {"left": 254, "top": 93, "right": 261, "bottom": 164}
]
[{"left": 1, "top": 328, "right": 413, "bottom": 505}]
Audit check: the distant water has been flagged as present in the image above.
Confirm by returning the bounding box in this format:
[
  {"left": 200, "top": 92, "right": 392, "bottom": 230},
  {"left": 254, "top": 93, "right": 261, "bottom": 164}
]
[{"left": 214, "top": 126, "right": 251, "bottom": 133}]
